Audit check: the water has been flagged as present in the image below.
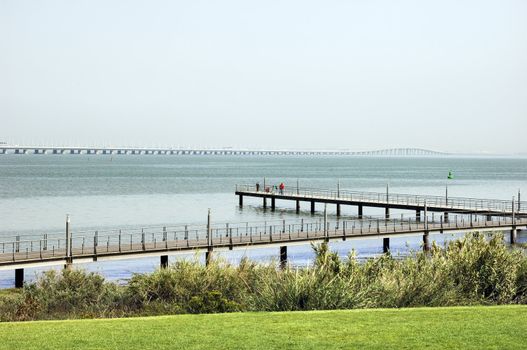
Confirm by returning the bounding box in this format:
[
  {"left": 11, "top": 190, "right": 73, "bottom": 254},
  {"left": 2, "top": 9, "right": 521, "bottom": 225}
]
[{"left": 0, "top": 155, "right": 525, "bottom": 288}]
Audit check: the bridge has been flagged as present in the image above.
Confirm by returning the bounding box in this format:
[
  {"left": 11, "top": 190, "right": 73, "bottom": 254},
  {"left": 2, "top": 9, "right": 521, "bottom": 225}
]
[
  {"left": 235, "top": 184, "right": 526, "bottom": 217},
  {"left": 1, "top": 211, "right": 525, "bottom": 288},
  {"left": 0, "top": 145, "right": 448, "bottom": 157}
]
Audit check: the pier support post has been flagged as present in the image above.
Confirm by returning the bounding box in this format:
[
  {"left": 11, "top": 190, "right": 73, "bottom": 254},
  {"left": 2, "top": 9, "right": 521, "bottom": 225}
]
[
  {"left": 271, "top": 197, "right": 275, "bottom": 211},
  {"left": 358, "top": 205, "right": 363, "bottom": 219},
  {"left": 416, "top": 210, "right": 421, "bottom": 222},
  {"left": 15, "top": 268, "right": 24, "bottom": 288},
  {"left": 311, "top": 201, "right": 315, "bottom": 214},
  {"left": 160, "top": 255, "right": 168, "bottom": 268},
  {"left": 444, "top": 212, "right": 449, "bottom": 223},
  {"left": 486, "top": 214, "right": 492, "bottom": 221},
  {"left": 296, "top": 200, "right": 300, "bottom": 213},
  {"left": 336, "top": 204, "right": 341, "bottom": 217},
  {"left": 510, "top": 229, "right": 517, "bottom": 245},
  {"left": 423, "top": 233, "right": 430, "bottom": 252},
  {"left": 263, "top": 197, "right": 267, "bottom": 209},
  {"left": 423, "top": 201, "right": 430, "bottom": 252},
  {"left": 279, "top": 246, "right": 287, "bottom": 269},
  {"left": 206, "top": 248, "right": 213, "bottom": 266},
  {"left": 383, "top": 237, "right": 390, "bottom": 253},
  {"left": 238, "top": 195, "right": 243, "bottom": 207},
  {"left": 385, "top": 207, "right": 390, "bottom": 219}
]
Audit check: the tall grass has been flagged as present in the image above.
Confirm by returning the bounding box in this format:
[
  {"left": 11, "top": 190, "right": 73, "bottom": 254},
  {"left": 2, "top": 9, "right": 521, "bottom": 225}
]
[{"left": 0, "top": 232, "right": 525, "bottom": 321}]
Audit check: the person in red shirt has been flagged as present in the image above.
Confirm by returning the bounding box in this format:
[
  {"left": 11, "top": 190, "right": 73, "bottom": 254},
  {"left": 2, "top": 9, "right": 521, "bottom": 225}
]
[{"left": 279, "top": 182, "right": 285, "bottom": 194}]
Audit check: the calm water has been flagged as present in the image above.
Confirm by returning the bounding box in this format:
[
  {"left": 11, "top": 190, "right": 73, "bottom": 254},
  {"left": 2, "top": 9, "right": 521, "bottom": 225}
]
[{"left": 0, "top": 155, "right": 525, "bottom": 288}]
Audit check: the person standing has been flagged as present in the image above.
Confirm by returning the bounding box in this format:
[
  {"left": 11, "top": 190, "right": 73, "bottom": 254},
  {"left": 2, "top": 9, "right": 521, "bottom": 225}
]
[{"left": 279, "top": 182, "right": 285, "bottom": 195}]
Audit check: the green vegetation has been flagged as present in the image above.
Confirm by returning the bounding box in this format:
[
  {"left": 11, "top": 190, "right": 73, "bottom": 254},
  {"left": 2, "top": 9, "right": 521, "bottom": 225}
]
[
  {"left": 0, "top": 232, "right": 526, "bottom": 322},
  {"left": 0, "top": 306, "right": 525, "bottom": 349}
]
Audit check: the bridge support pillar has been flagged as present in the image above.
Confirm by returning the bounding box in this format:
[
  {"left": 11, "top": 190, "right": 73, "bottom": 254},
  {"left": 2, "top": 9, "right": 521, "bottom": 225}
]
[
  {"left": 280, "top": 246, "right": 287, "bottom": 269},
  {"left": 486, "top": 215, "right": 492, "bottom": 221},
  {"left": 423, "top": 232, "right": 430, "bottom": 252},
  {"left": 271, "top": 198, "right": 275, "bottom": 211},
  {"left": 238, "top": 195, "right": 243, "bottom": 207},
  {"left": 263, "top": 198, "right": 267, "bottom": 209},
  {"left": 385, "top": 207, "right": 390, "bottom": 219},
  {"left": 510, "top": 229, "right": 517, "bottom": 245},
  {"left": 358, "top": 205, "right": 363, "bottom": 219},
  {"left": 336, "top": 204, "right": 341, "bottom": 216},
  {"left": 311, "top": 201, "right": 315, "bottom": 214},
  {"left": 296, "top": 200, "right": 300, "bottom": 213},
  {"left": 383, "top": 237, "right": 390, "bottom": 253},
  {"left": 160, "top": 255, "right": 168, "bottom": 268},
  {"left": 206, "top": 248, "right": 213, "bottom": 266},
  {"left": 444, "top": 212, "right": 449, "bottom": 223},
  {"left": 416, "top": 210, "right": 421, "bottom": 222},
  {"left": 15, "top": 268, "right": 24, "bottom": 288}
]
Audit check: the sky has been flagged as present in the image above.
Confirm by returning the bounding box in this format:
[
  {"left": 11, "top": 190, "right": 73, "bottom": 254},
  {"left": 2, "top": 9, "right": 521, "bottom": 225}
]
[{"left": 0, "top": 0, "right": 526, "bottom": 154}]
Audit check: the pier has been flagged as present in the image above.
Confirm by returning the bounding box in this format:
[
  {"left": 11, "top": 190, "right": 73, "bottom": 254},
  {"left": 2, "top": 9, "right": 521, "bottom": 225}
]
[
  {"left": 1, "top": 212, "right": 525, "bottom": 288},
  {"left": 235, "top": 184, "right": 526, "bottom": 217}
]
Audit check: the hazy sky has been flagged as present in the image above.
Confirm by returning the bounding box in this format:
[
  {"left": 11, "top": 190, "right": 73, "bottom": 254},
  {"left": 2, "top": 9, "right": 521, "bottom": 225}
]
[{"left": 1, "top": 0, "right": 526, "bottom": 153}]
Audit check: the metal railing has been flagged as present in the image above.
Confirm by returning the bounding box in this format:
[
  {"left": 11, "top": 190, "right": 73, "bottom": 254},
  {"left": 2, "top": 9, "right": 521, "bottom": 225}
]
[{"left": 236, "top": 184, "right": 526, "bottom": 213}]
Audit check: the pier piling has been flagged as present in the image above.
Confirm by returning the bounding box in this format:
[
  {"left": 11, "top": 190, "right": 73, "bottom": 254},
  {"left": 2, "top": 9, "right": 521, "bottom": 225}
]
[
  {"left": 280, "top": 246, "right": 287, "bottom": 269},
  {"left": 510, "top": 229, "right": 517, "bottom": 244},
  {"left": 383, "top": 237, "right": 390, "bottom": 253},
  {"left": 160, "top": 255, "right": 168, "bottom": 268},
  {"left": 15, "top": 268, "right": 23, "bottom": 288},
  {"left": 206, "top": 249, "right": 213, "bottom": 266},
  {"left": 423, "top": 233, "right": 430, "bottom": 251}
]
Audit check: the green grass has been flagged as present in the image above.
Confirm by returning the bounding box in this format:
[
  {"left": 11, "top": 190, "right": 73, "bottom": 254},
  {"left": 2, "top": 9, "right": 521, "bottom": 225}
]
[{"left": 0, "top": 306, "right": 525, "bottom": 350}]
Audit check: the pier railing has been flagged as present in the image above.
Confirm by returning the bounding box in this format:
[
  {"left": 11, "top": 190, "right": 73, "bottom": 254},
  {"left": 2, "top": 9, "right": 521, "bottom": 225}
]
[
  {"left": 1, "top": 213, "right": 525, "bottom": 265},
  {"left": 235, "top": 184, "right": 526, "bottom": 213}
]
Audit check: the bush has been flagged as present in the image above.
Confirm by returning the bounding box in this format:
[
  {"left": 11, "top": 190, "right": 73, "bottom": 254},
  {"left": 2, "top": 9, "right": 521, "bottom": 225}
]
[
  {"left": 188, "top": 290, "right": 241, "bottom": 313},
  {"left": 20, "top": 269, "right": 123, "bottom": 319}
]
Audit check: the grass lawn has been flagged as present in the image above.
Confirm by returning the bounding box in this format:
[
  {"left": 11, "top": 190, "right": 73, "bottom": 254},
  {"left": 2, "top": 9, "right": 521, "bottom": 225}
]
[{"left": 0, "top": 305, "right": 525, "bottom": 350}]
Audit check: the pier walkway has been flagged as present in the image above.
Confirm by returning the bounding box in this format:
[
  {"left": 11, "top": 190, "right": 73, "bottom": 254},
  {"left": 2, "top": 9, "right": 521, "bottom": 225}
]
[
  {"left": 1, "top": 212, "right": 525, "bottom": 288},
  {"left": 235, "top": 184, "right": 526, "bottom": 217}
]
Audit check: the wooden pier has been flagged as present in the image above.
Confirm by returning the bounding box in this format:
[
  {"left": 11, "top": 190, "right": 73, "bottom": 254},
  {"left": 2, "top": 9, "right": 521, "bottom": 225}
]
[{"left": 1, "top": 212, "right": 525, "bottom": 288}]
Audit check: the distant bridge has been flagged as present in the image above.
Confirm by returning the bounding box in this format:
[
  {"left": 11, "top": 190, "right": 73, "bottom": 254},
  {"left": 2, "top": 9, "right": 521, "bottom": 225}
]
[{"left": 0, "top": 146, "right": 448, "bottom": 157}]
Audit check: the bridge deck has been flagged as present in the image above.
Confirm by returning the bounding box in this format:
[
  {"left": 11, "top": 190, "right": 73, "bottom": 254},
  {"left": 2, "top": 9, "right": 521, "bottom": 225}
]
[
  {"left": 235, "top": 185, "right": 526, "bottom": 215},
  {"left": 1, "top": 213, "right": 525, "bottom": 270},
  {"left": 0, "top": 146, "right": 448, "bottom": 156}
]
